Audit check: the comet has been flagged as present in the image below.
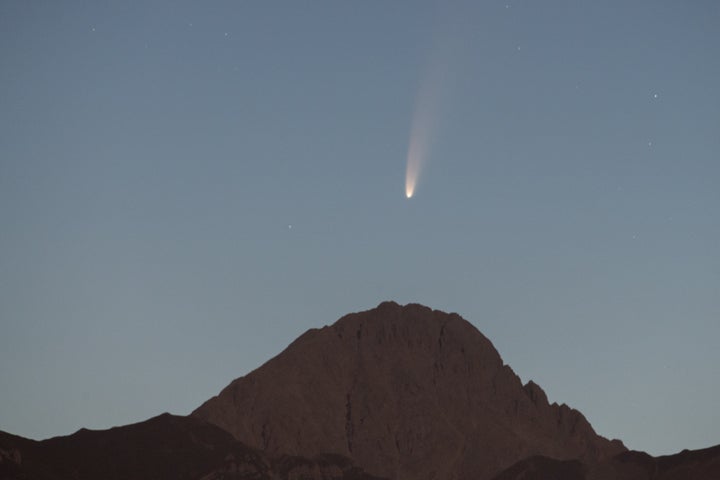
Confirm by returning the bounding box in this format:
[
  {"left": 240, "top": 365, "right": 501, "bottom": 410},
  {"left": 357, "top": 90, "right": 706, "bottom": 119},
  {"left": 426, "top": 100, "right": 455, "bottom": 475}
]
[
  {"left": 405, "top": 105, "right": 431, "bottom": 199},
  {"left": 404, "top": 45, "right": 447, "bottom": 200}
]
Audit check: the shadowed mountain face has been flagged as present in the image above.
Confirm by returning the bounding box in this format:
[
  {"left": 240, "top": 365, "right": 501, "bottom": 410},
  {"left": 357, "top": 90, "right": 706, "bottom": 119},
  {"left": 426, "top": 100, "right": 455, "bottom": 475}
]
[
  {"left": 192, "top": 302, "right": 625, "bottom": 480},
  {"left": 0, "top": 413, "right": 384, "bottom": 480},
  {"left": 490, "top": 445, "right": 720, "bottom": 480},
  {"left": 2, "top": 301, "right": 719, "bottom": 480}
]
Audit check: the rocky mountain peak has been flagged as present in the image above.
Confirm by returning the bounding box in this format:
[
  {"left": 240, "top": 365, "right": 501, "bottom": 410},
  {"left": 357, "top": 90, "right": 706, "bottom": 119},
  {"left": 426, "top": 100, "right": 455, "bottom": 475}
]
[{"left": 193, "top": 302, "right": 625, "bottom": 480}]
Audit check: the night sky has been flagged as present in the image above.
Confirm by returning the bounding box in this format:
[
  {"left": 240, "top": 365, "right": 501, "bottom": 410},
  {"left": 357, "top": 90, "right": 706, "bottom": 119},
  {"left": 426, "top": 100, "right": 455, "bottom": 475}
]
[{"left": 1, "top": 1, "right": 718, "bottom": 456}]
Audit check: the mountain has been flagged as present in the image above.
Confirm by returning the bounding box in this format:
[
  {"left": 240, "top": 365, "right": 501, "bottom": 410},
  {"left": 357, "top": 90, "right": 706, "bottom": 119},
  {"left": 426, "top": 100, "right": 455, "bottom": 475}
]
[
  {"left": 0, "top": 413, "right": 383, "bottom": 480},
  {"left": 192, "top": 301, "right": 624, "bottom": 480},
  {"left": 490, "top": 445, "right": 720, "bottom": 480},
  {"left": 2, "top": 301, "right": 718, "bottom": 480}
]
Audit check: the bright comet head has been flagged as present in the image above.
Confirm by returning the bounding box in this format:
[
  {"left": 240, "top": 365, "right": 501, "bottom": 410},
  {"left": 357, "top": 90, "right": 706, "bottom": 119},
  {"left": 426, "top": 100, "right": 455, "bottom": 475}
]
[
  {"left": 405, "top": 181, "right": 414, "bottom": 199},
  {"left": 405, "top": 39, "right": 448, "bottom": 201},
  {"left": 404, "top": 66, "right": 439, "bottom": 202},
  {"left": 404, "top": 124, "right": 423, "bottom": 200}
]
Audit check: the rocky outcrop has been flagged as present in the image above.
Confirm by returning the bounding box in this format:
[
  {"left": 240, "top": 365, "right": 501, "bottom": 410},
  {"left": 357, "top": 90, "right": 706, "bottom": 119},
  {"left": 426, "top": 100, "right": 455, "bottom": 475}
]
[{"left": 193, "top": 301, "right": 625, "bottom": 480}]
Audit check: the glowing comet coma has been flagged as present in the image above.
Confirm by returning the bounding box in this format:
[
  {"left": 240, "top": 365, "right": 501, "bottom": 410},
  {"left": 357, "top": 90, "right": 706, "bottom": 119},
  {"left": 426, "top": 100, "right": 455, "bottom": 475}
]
[
  {"left": 405, "top": 111, "right": 431, "bottom": 199},
  {"left": 404, "top": 48, "right": 447, "bottom": 199}
]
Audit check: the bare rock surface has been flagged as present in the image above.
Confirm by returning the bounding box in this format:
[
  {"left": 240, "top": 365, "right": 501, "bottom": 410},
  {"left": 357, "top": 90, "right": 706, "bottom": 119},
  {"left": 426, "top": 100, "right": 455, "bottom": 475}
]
[
  {"left": 3, "top": 301, "right": 719, "bottom": 480},
  {"left": 192, "top": 301, "right": 625, "bottom": 480}
]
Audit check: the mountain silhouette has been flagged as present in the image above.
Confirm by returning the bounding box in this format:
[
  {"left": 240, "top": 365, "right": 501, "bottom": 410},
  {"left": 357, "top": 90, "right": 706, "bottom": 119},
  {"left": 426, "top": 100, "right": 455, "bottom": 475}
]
[
  {"left": 0, "top": 413, "right": 382, "bottom": 480},
  {"left": 192, "top": 301, "right": 624, "bottom": 479},
  {"left": 1, "top": 301, "right": 718, "bottom": 480}
]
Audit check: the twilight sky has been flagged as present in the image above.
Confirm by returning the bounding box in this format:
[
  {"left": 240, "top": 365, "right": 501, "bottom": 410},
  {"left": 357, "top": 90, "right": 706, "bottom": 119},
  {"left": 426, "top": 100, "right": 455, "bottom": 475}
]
[{"left": 1, "top": 1, "right": 718, "bottom": 456}]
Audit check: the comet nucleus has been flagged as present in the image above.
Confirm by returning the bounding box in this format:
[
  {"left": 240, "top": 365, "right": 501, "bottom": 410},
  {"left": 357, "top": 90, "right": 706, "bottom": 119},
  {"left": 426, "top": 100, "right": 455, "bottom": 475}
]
[
  {"left": 404, "top": 48, "right": 446, "bottom": 200},
  {"left": 405, "top": 138, "right": 422, "bottom": 199}
]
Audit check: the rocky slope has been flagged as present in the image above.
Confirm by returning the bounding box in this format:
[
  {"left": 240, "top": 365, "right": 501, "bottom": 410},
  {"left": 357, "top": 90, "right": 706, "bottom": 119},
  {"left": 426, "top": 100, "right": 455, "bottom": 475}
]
[
  {"left": 3, "top": 422, "right": 717, "bottom": 480},
  {"left": 3, "top": 301, "right": 718, "bottom": 480},
  {"left": 192, "top": 301, "right": 625, "bottom": 480},
  {"left": 490, "top": 444, "right": 720, "bottom": 480},
  {"left": 0, "top": 413, "right": 383, "bottom": 480}
]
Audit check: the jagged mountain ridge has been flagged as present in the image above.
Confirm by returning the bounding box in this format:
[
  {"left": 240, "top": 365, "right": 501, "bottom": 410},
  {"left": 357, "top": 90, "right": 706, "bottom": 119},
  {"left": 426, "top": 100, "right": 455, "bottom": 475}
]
[
  {"left": 2, "top": 423, "right": 718, "bottom": 480},
  {"left": 2, "top": 301, "right": 718, "bottom": 480},
  {"left": 192, "top": 301, "right": 625, "bottom": 480}
]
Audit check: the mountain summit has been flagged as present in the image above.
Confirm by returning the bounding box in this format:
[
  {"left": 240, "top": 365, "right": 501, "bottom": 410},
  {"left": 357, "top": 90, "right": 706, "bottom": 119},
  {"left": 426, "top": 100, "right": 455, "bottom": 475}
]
[
  {"left": 192, "top": 301, "right": 625, "bottom": 480},
  {"left": 2, "top": 301, "right": 719, "bottom": 479}
]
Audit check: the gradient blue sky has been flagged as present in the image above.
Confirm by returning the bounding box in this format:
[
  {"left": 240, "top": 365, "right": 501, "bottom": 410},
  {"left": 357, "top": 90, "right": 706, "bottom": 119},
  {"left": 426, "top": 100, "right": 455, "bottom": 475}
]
[{"left": 1, "top": 1, "right": 718, "bottom": 456}]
